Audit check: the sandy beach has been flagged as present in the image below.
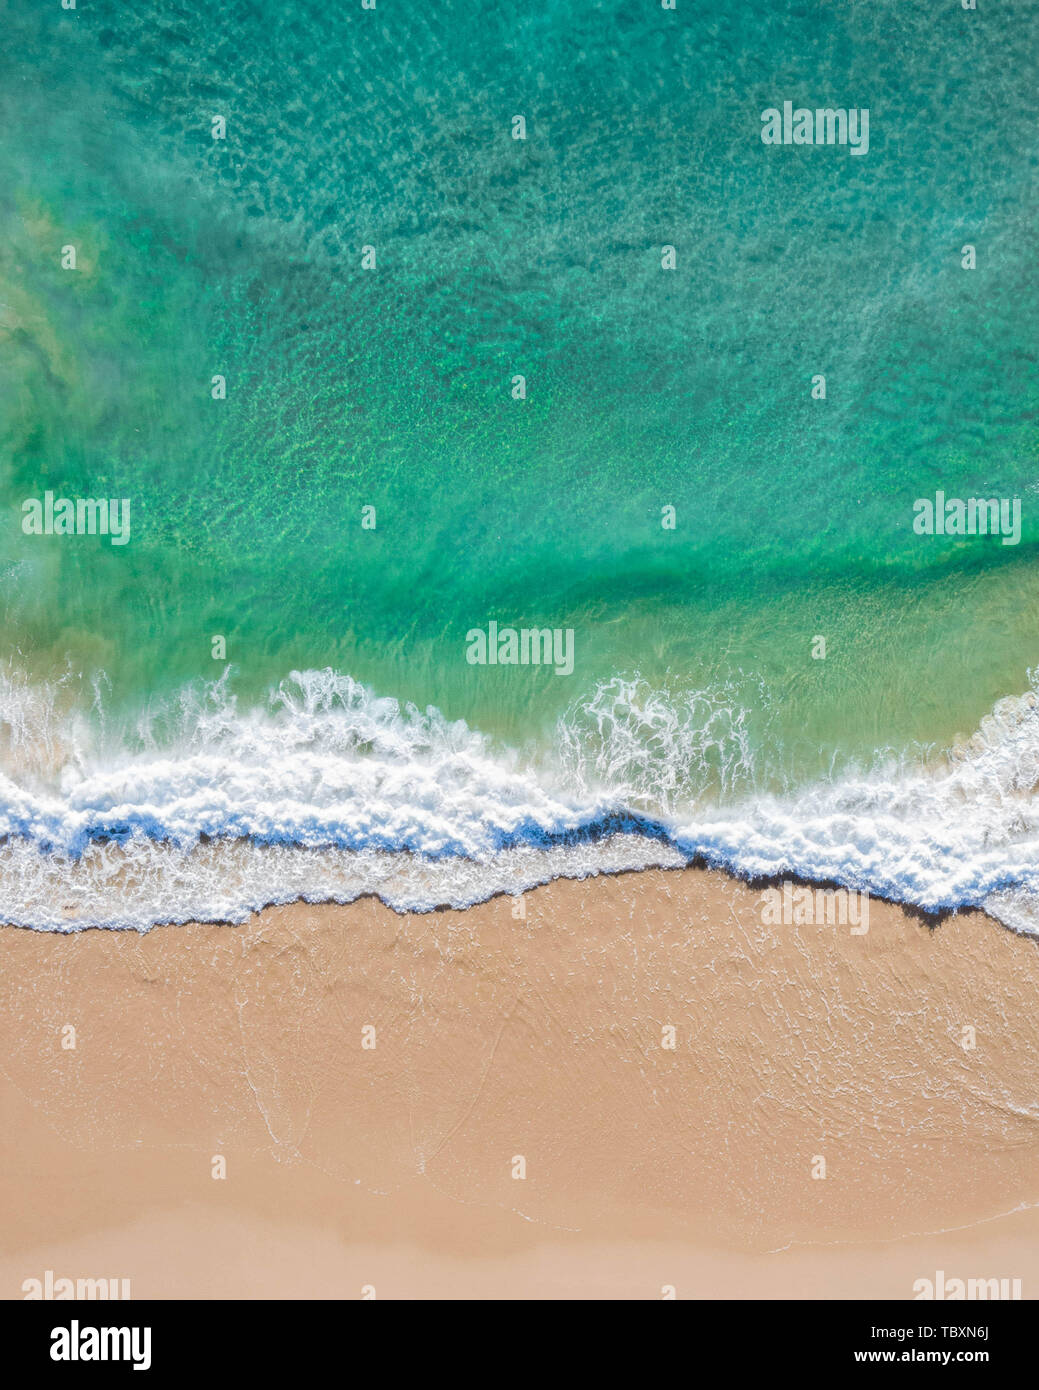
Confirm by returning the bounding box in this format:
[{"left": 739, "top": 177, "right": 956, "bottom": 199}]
[{"left": 2, "top": 866, "right": 1038, "bottom": 1299}]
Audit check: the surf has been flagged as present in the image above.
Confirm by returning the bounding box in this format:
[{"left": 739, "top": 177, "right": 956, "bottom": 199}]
[{"left": 0, "top": 665, "right": 1036, "bottom": 934}]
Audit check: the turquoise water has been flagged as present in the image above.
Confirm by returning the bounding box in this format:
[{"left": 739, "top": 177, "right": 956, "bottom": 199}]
[{"left": 1, "top": 0, "right": 1038, "bottom": 928}]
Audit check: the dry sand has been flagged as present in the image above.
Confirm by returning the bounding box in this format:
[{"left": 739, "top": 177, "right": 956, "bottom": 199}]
[{"left": 1, "top": 866, "right": 1038, "bottom": 1299}]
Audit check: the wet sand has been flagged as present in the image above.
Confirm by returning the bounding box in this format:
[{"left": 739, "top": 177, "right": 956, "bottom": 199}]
[{"left": 2, "top": 867, "right": 1037, "bottom": 1298}]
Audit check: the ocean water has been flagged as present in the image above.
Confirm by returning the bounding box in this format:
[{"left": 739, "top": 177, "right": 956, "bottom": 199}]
[{"left": 1, "top": 0, "right": 1038, "bottom": 930}]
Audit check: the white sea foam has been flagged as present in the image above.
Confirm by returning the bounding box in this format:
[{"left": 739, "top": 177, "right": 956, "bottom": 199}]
[
  {"left": 0, "top": 665, "right": 1035, "bottom": 932},
  {"left": 0, "top": 834, "right": 689, "bottom": 932}
]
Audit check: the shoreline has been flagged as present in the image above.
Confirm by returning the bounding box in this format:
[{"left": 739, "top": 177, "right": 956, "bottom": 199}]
[
  {"left": 0, "top": 664, "right": 1036, "bottom": 935},
  {"left": 0, "top": 848, "right": 1011, "bottom": 937},
  {"left": 2, "top": 865, "right": 1038, "bottom": 1298}
]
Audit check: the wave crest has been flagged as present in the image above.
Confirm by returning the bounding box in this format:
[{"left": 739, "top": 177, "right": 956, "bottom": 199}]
[{"left": 0, "top": 665, "right": 1036, "bottom": 932}]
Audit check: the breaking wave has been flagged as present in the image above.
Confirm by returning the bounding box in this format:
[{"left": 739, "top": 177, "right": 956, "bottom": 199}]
[{"left": 0, "top": 665, "right": 1037, "bottom": 933}]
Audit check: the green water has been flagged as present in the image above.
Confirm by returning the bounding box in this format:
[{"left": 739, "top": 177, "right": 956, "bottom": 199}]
[{"left": 1, "top": 0, "right": 1037, "bottom": 790}]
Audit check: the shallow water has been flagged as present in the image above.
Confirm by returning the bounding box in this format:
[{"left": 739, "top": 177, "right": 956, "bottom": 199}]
[{"left": 1, "top": 0, "right": 1037, "bottom": 927}]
